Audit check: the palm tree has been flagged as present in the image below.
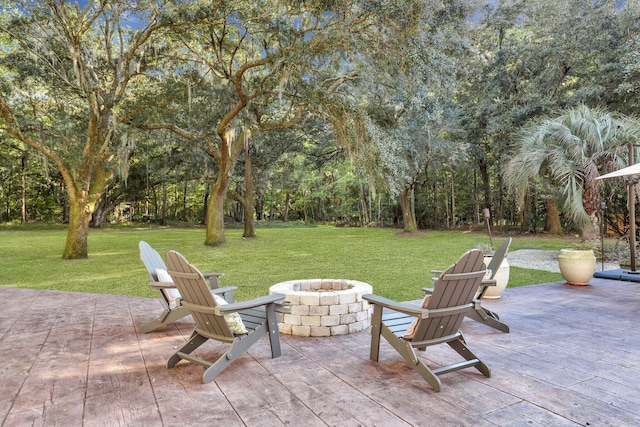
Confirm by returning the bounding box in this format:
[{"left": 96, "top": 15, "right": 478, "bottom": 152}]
[{"left": 504, "top": 105, "right": 640, "bottom": 240}]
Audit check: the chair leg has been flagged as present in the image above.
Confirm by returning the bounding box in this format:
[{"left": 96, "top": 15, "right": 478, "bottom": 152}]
[
  {"left": 484, "top": 308, "right": 499, "bottom": 320},
  {"left": 380, "top": 328, "right": 442, "bottom": 391},
  {"left": 369, "top": 305, "right": 383, "bottom": 362},
  {"left": 447, "top": 337, "right": 491, "bottom": 378},
  {"left": 202, "top": 356, "right": 235, "bottom": 384},
  {"left": 167, "top": 330, "right": 208, "bottom": 368},
  {"left": 202, "top": 327, "right": 265, "bottom": 383},
  {"left": 169, "top": 316, "right": 280, "bottom": 383},
  {"left": 265, "top": 303, "right": 282, "bottom": 358},
  {"left": 139, "top": 306, "right": 190, "bottom": 334},
  {"left": 221, "top": 290, "right": 234, "bottom": 303},
  {"left": 465, "top": 307, "right": 510, "bottom": 333},
  {"left": 411, "top": 359, "right": 443, "bottom": 392}
]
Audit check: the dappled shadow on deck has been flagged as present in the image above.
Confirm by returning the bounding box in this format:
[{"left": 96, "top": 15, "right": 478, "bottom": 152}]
[{"left": 1, "top": 278, "right": 640, "bottom": 426}]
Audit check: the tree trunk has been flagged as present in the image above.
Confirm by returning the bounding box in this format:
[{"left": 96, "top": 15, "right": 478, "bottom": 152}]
[
  {"left": 60, "top": 157, "right": 109, "bottom": 259},
  {"left": 450, "top": 170, "right": 456, "bottom": 228},
  {"left": 203, "top": 128, "right": 245, "bottom": 245},
  {"left": 21, "top": 155, "right": 27, "bottom": 224},
  {"left": 161, "top": 181, "right": 168, "bottom": 226},
  {"left": 61, "top": 182, "right": 68, "bottom": 224},
  {"left": 432, "top": 180, "right": 438, "bottom": 228},
  {"left": 473, "top": 170, "right": 479, "bottom": 225},
  {"left": 255, "top": 192, "right": 263, "bottom": 220},
  {"left": 410, "top": 186, "right": 417, "bottom": 229},
  {"left": 0, "top": 181, "right": 4, "bottom": 222},
  {"left": 283, "top": 193, "right": 290, "bottom": 222},
  {"left": 319, "top": 198, "right": 325, "bottom": 222},
  {"left": 478, "top": 158, "right": 491, "bottom": 221},
  {"left": 521, "top": 192, "right": 530, "bottom": 232},
  {"left": 582, "top": 182, "right": 602, "bottom": 242},
  {"left": 545, "top": 198, "right": 562, "bottom": 235},
  {"left": 269, "top": 187, "right": 275, "bottom": 220},
  {"left": 93, "top": 195, "right": 122, "bottom": 228},
  {"left": 63, "top": 194, "right": 92, "bottom": 258},
  {"left": 399, "top": 189, "right": 417, "bottom": 232},
  {"left": 205, "top": 177, "right": 228, "bottom": 246},
  {"left": 359, "top": 184, "right": 370, "bottom": 225},
  {"left": 182, "top": 179, "right": 188, "bottom": 222},
  {"left": 243, "top": 146, "right": 255, "bottom": 238},
  {"left": 201, "top": 182, "right": 209, "bottom": 225},
  {"left": 92, "top": 203, "right": 108, "bottom": 228}
]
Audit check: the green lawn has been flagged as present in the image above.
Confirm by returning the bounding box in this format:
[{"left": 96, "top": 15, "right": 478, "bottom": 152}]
[{"left": 0, "top": 224, "right": 568, "bottom": 302}]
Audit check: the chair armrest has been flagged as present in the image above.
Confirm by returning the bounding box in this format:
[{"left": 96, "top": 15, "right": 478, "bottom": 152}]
[
  {"left": 202, "top": 272, "right": 224, "bottom": 278},
  {"left": 421, "top": 287, "right": 434, "bottom": 295},
  {"left": 211, "top": 286, "right": 237, "bottom": 303},
  {"left": 214, "top": 293, "right": 286, "bottom": 315},
  {"left": 211, "top": 286, "right": 237, "bottom": 295},
  {"left": 147, "top": 281, "right": 177, "bottom": 290},
  {"left": 202, "top": 272, "right": 224, "bottom": 289},
  {"left": 275, "top": 301, "right": 291, "bottom": 314},
  {"left": 429, "top": 270, "right": 443, "bottom": 286},
  {"left": 363, "top": 294, "right": 425, "bottom": 317},
  {"left": 364, "top": 293, "right": 473, "bottom": 319},
  {"left": 475, "top": 278, "right": 497, "bottom": 299}
]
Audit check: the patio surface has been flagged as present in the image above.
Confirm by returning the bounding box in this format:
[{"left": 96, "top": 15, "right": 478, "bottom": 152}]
[{"left": 1, "top": 277, "right": 640, "bottom": 426}]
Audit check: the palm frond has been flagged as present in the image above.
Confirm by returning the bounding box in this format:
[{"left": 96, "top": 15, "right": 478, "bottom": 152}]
[{"left": 504, "top": 104, "right": 640, "bottom": 228}]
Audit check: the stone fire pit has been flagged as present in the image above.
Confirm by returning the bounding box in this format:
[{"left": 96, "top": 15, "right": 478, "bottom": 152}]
[{"left": 269, "top": 279, "right": 373, "bottom": 337}]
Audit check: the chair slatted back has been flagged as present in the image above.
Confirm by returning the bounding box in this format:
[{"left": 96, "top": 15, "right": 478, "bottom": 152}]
[
  {"left": 414, "top": 250, "right": 485, "bottom": 341},
  {"left": 139, "top": 240, "right": 177, "bottom": 307},
  {"left": 139, "top": 241, "right": 166, "bottom": 282},
  {"left": 476, "top": 238, "right": 512, "bottom": 299},
  {"left": 166, "top": 250, "right": 233, "bottom": 339},
  {"left": 485, "top": 238, "right": 511, "bottom": 279}
]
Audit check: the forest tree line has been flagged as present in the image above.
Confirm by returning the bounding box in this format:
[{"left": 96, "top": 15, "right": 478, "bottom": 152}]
[{"left": 1, "top": 0, "right": 640, "bottom": 257}]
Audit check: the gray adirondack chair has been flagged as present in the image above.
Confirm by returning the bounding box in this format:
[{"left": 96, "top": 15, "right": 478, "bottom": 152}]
[
  {"left": 363, "top": 249, "right": 491, "bottom": 392},
  {"left": 165, "top": 250, "right": 286, "bottom": 383},
  {"left": 138, "top": 241, "right": 236, "bottom": 334},
  {"left": 423, "top": 238, "right": 512, "bottom": 333}
]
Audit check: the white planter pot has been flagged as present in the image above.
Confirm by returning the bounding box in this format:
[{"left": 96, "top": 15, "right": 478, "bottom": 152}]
[
  {"left": 558, "top": 249, "right": 596, "bottom": 286},
  {"left": 482, "top": 256, "right": 510, "bottom": 299}
]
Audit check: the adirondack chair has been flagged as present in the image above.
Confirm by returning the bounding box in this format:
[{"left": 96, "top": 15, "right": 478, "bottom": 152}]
[
  {"left": 138, "top": 241, "right": 236, "bottom": 334},
  {"left": 423, "top": 238, "right": 512, "bottom": 333},
  {"left": 363, "top": 249, "right": 490, "bottom": 392},
  {"left": 165, "top": 250, "right": 286, "bottom": 383}
]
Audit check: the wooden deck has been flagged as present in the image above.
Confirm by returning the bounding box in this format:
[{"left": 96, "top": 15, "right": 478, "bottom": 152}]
[{"left": 2, "top": 278, "right": 640, "bottom": 426}]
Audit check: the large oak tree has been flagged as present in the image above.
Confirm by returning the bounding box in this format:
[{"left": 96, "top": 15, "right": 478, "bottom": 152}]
[
  {"left": 0, "top": 1, "right": 181, "bottom": 258},
  {"left": 136, "top": 0, "right": 464, "bottom": 244}
]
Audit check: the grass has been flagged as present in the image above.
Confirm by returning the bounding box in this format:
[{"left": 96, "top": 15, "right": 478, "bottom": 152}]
[{"left": 0, "top": 224, "right": 569, "bottom": 302}]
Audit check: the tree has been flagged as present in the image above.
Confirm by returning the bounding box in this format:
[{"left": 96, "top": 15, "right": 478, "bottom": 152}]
[
  {"left": 0, "top": 1, "right": 182, "bottom": 257},
  {"left": 618, "top": 0, "right": 640, "bottom": 114},
  {"left": 135, "top": 1, "right": 362, "bottom": 245},
  {"left": 504, "top": 105, "right": 640, "bottom": 240},
  {"left": 318, "top": 0, "right": 468, "bottom": 232},
  {"left": 136, "top": 1, "right": 463, "bottom": 244},
  {"left": 457, "top": 0, "right": 640, "bottom": 224}
]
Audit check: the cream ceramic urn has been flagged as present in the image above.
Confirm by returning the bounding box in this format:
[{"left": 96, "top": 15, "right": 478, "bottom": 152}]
[{"left": 558, "top": 249, "right": 596, "bottom": 286}]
